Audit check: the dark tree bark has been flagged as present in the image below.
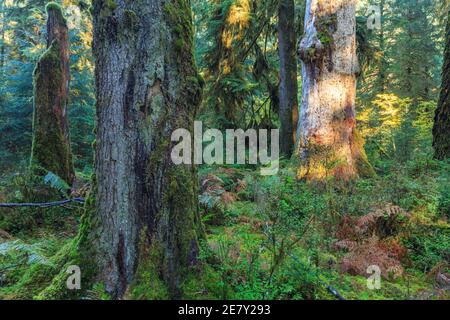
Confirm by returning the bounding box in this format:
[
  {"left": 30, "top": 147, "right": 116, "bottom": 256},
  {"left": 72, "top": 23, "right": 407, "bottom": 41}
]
[
  {"left": 30, "top": 3, "right": 74, "bottom": 184},
  {"left": 376, "top": 0, "right": 387, "bottom": 93},
  {"left": 296, "top": 0, "right": 374, "bottom": 180},
  {"left": 91, "top": 0, "right": 203, "bottom": 298},
  {"left": 433, "top": 10, "right": 450, "bottom": 160},
  {"left": 0, "top": 1, "right": 5, "bottom": 74},
  {"left": 278, "top": 0, "right": 299, "bottom": 157}
]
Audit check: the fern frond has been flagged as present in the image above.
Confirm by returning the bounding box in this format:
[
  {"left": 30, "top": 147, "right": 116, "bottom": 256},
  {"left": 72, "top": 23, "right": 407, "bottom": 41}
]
[{"left": 43, "top": 171, "right": 70, "bottom": 195}]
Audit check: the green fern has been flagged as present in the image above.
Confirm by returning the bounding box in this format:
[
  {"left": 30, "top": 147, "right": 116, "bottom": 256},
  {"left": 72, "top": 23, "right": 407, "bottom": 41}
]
[
  {"left": 43, "top": 171, "right": 70, "bottom": 196},
  {"left": 0, "top": 240, "right": 55, "bottom": 267}
]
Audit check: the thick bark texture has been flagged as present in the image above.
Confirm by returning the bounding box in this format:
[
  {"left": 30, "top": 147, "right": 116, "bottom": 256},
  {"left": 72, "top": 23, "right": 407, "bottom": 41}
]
[
  {"left": 433, "top": 10, "right": 450, "bottom": 160},
  {"left": 91, "top": 0, "right": 203, "bottom": 299},
  {"left": 296, "top": 0, "right": 373, "bottom": 180},
  {"left": 278, "top": 0, "right": 299, "bottom": 157},
  {"left": 31, "top": 4, "right": 74, "bottom": 184}
]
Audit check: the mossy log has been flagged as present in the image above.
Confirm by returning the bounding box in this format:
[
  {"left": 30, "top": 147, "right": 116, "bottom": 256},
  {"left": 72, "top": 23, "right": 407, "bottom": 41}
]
[{"left": 30, "top": 3, "right": 74, "bottom": 184}]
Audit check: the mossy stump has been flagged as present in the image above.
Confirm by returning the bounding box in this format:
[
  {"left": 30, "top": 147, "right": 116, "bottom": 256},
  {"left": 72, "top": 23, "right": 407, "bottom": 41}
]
[{"left": 30, "top": 3, "right": 74, "bottom": 184}]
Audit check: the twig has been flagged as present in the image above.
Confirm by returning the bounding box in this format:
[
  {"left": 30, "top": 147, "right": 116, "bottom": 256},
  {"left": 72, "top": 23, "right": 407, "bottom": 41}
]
[{"left": 0, "top": 198, "right": 85, "bottom": 208}]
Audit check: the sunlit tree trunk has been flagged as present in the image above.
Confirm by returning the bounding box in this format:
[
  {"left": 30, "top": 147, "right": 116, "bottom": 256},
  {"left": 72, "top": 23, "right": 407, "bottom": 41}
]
[
  {"left": 296, "top": 0, "right": 373, "bottom": 180},
  {"left": 30, "top": 4, "right": 74, "bottom": 184},
  {"left": 91, "top": 0, "right": 203, "bottom": 298},
  {"left": 433, "top": 9, "right": 450, "bottom": 160},
  {"left": 278, "top": 0, "right": 299, "bottom": 156}
]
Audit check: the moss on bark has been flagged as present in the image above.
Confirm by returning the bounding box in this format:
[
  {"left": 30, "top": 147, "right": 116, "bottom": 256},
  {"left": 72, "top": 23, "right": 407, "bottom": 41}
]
[
  {"left": 296, "top": 1, "right": 374, "bottom": 181},
  {"left": 30, "top": 5, "right": 74, "bottom": 184},
  {"left": 14, "top": 184, "right": 100, "bottom": 299},
  {"left": 19, "top": 0, "right": 204, "bottom": 300}
]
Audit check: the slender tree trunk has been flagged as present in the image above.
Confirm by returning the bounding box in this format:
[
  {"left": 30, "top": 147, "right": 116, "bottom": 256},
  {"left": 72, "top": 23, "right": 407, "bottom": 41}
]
[
  {"left": 296, "top": 0, "right": 373, "bottom": 180},
  {"left": 0, "top": 26, "right": 4, "bottom": 73},
  {"left": 0, "top": 1, "right": 5, "bottom": 75},
  {"left": 433, "top": 10, "right": 450, "bottom": 160},
  {"left": 31, "top": 4, "right": 74, "bottom": 184},
  {"left": 377, "top": 0, "right": 387, "bottom": 93},
  {"left": 278, "top": 0, "right": 299, "bottom": 156},
  {"left": 405, "top": 7, "right": 413, "bottom": 97},
  {"left": 91, "top": 0, "right": 203, "bottom": 299}
]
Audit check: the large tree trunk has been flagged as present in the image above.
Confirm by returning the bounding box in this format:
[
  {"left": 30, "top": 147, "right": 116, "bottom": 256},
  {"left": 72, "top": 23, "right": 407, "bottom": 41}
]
[
  {"left": 30, "top": 4, "right": 74, "bottom": 184},
  {"left": 91, "top": 0, "right": 203, "bottom": 299},
  {"left": 296, "top": 0, "right": 373, "bottom": 180},
  {"left": 433, "top": 10, "right": 450, "bottom": 160},
  {"left": 278, "top": 0, "right": 299, "bottom": 156}
]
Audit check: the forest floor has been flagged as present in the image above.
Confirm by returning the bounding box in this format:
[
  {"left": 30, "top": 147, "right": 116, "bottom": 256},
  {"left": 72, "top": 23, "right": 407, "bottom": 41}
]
[{"left": 0, "top": 156, "right": 449, "bottom": 300}]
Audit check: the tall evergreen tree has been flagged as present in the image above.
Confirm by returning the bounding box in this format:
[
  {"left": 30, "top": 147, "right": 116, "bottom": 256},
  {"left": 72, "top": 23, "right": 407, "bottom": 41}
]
[
  {"left": 433, "top": 10, "right": 450, "bottom": 159},
  {"left": 390, "top": 0, "right": 439, "bottom": 100}
]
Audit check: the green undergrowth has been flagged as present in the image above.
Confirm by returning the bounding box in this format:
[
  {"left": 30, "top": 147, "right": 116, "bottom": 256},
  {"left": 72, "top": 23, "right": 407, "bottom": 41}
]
[
  {"left": 176, "top": 155, "right": 449, "bottom": 300},
  {"left": 1, "top": 153, "right": 448, "bottom": 300},
  {"left": 0, "top": 172, "right": 82, "bottom": 236}
]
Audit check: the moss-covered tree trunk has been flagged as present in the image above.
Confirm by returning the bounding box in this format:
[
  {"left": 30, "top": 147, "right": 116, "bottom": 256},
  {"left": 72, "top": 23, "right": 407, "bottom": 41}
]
[
  {"left": 91, "top": 0, "right": 203, "bottom": 299},
  {"left": 296, "top": 0, "right": 373, "bottom": 180},
  {"left": 31, "top": 3, "right": 75, "bottom": 184},
  {"left": 278, "top": 0, "right": 299, "bottom": 157},
  {"left": 433, "top": 10, "right": 450, "bottom": 160},
  {"left": 31, "top": 3, "right": 74, "bottom": 184}
]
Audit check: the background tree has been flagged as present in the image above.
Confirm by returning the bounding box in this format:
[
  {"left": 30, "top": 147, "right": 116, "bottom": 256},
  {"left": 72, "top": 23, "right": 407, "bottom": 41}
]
[
  {"left": 201, "top": 0, "right": 281, "bottom": 129},
  {"left": 278, "top": 0, "right": 299, "bottom": 157},
  {"left": 433, "top": 9, "right": 450, "bottom": 159},
  {"left": 356, "top": 0, "right": 443, "bottom": 165},
  {"left": 389, "top": 0, "right": 439, "bottom": 101},
  {"left": 30, "top": 3, "right": 74, "bottom": 184},
  {"left": 296, "top": 0, "right": 373, "bottom": 180}
]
